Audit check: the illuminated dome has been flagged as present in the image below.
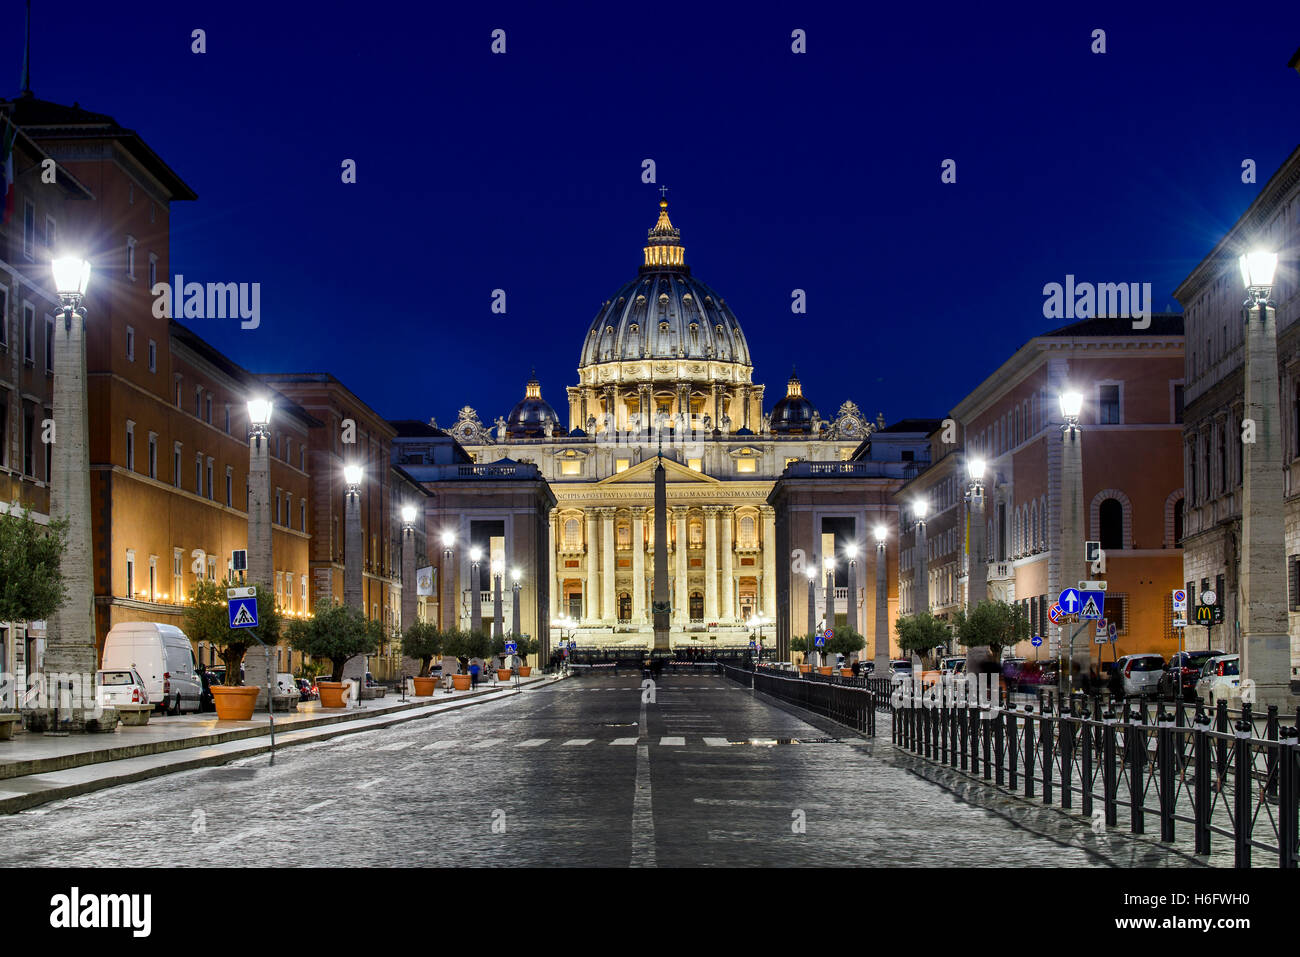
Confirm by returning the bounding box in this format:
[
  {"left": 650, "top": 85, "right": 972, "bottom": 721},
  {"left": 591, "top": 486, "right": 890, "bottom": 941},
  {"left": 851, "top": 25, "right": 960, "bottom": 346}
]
[
  {"left": 770, "top": 368, "right": 817, "bottom": 434},
  {"left": 506, "top": 372, "right": 562, "bottom": 438},
  {"left": 578, "top": 199, "right": 752, "bottom": 370}
]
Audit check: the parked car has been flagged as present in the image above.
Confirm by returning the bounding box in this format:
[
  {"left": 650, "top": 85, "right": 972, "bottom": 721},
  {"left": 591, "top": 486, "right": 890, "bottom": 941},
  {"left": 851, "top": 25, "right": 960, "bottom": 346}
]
[
  {"left": 296, "top": 678, "right": 317, "bottom": 701},
  {"left": 1195, "top": 654, "right": 1241, "bottom": 705},
  {"left": 939, "top": 656, "right": 966, "bottom": 676},
  {"left": 889, "top": 659, "right": 913, "bottom": 681},
  {"left": 96, "top": 669, "right": 149, "bottom": 708},
  {"left": 1158, "top": 650, "right": 1225, "bottom": 700},
  {"left": 273, "top": 672, "right": 298, "bottom": 697},
  {"left": 1114, "top": 653, "right": 1166, "bottom": 698},
  {"left": 101, "top": 622, "right": 203, "bottom": 715}
]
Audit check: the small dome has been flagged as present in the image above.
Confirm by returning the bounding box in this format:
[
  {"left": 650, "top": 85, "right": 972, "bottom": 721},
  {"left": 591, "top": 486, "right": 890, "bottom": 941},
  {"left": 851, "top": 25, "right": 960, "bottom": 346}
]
[
  {"left": 770, "top": 368, "right": 817, "bottom": 434},
  {"left": 506, "top": 372, "right": 563, "bottom": 438}
]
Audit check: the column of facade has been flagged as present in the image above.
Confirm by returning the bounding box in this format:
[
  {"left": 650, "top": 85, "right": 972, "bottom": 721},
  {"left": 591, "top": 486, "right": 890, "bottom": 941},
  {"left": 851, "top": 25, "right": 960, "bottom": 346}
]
[
  {"left": 759, "top": 505, "right": 777, "bottom": 618},
  {"left": 719, "top": 507, "right": 735, "bottom": 619},
  {"left": 703, "top": 506, "right": 720, "bottom": 622},
  {"left": 601, "top": 507, "right": 616, "bottom": 622},
  {"left": 548, "top": 514, "right": 559, "bottom": 623},
  {"left": 631, "top": 507, "right": 647, "bottom": 624},
  {"left": 584, "top": 509, "right": 600, "bottom": 623},
  {"left": 673, "top": 506, "right": 688, "bottom": 626}
]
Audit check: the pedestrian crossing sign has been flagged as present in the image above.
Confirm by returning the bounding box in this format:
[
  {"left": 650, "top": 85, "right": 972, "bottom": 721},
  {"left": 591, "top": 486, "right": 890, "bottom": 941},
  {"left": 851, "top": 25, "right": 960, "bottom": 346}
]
[
  {"left": 228, "top": 596, "right": 258, "bottom": 629},
  {"left": 1079, "top": 590, "right": 1105, "bottom": 621}
]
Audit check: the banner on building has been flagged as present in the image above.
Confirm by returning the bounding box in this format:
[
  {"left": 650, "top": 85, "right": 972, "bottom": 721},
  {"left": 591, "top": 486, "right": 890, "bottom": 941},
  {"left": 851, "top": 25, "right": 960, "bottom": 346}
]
[{"left": 416, "top": 566, "right": 435, "bottom": 596}]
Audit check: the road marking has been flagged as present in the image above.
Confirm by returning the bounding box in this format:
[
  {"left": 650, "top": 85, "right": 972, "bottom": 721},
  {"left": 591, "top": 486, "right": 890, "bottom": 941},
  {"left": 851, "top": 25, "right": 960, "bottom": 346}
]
[
  {"left": 420, "top": 740, "right": 457, "bottom": 751},
  {"left": 703, "top": 737, "right": 731, "bottom": 747},
  {"left": 302, "top": 799, "right": 336, "bottom": 813},
  {"left": 563, "top": 738, "right": 594, "bottom": 746},
  {"left": 357, "top": 777, "right": 386, "bottom": 790},
  {"left": 659, "top": 736, "right": 686, "bottom": 746},
  {"left": 470, "top": 738, "right": 503, "bottom": 749},
  {"left": 517, "top": 738, "right": 548, "bottom": 747},
  {"left": 610, "top": 737, "right": 638, "bottom": 746},
  {"left": 377, "top": 741, "right": 414, "bottom": 752}
]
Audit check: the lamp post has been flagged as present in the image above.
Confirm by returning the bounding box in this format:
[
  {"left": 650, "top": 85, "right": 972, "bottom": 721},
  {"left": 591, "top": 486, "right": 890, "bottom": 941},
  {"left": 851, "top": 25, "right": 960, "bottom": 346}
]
[
  {"left": 491, "top": 559, "right": 504, "bottom": 642},
  {"left": 845, "top": 544, "right": 859, "bottom": 639},
  {"left": 342, "top": 464, "right": 364, "bottom": 702},
  {"left": 441, "top": 530, "right": 455, "bottom": 631},
  {"left": 747, "top": 611, "right": 768, "bottom": 661},
  {"left": 965, "top": 456, "right": 990, "bottom": 673},
  {"left": 245, "top": 397, "right": 274, "bottom": 707},
  {"left": 470, "top": 547, "right": 483, "bottom": 636},
  {"left": 805, "top": 566, "right": 818, "bottom": 668},
  {"left": 824, "top": 555, "right": 837, "bottom": 664},
  {"left": 874, "top": 525, "right": 890, "bottom": 677},
  {"left": 551, "top": 615, "right": 575, "bottom": 672},
  {"left": 401, "top": 503, "right": 418, "bottom": 635},
  {"left": 42, "top": 256, "right": 96, "bottom": 727},
  {"left": 511, "top": 567, "right": 522, "bottom": 643},
  {"left": 1238, "top": 250, "right": 1293, "bottom": 707},
  {"left": 1059, "top": 389, "right": 1085, "bottom": 688},
  {"left": 913, "top": 499, "right": 929, "bottom": 671}
]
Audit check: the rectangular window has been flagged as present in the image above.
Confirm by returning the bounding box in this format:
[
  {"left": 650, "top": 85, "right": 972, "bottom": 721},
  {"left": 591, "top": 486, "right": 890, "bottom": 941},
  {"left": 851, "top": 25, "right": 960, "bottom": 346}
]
[
  {"left": 44, "top": 317, "right": 53, "bottom": 371},
  {"left": 44, "top": 215, "right": 55, "bottom": 249},
  {"left": 175, "top": 378, "right": 182, "bottom": 407},
  {"left": 299, "top": 446, "right": 305, "bottom": 469},
  {"left": 1109, "top": 593, "right": 1127, "bottom": 634},
  {"left": 43, "top": 407, "right": 50, "bottom": 479},
  {"left": 173, "top": 548, "right": 184, "bottom": 603},
  {"left": 226, "top": 468, "right": 233, "bottom": 507},
  {"left": 560, "top": 460, "right": 581, "bottom": 476},
  {"left": 687, "top": 458, "right": 702, "bottom": 472},
  {"left": 300, "top": 501, "right": 306, "bottom": 531},
  {"left": 195, "top": 454, "right": 203, "bottom": 494},
  {"left": 195, "top": 386, "right": 202, "bottom": 417},
  {"left": 275, "top": 488, "right": 281, "bottom": 525},
  {"left": 126, "top": 551, "right": 136, "bottom": 598},
  {"left": 1174, "top": 383, "right": 1185, "bottom": 425},
  {"left": 0, "top": 285, "right": 8, "bottom": 348},
  {"left": 23, "top": 304, "right": 35, "bottom": 363},
  {"left": 285, "top": 493, "right": 292, "bottom": 529},
  {"left": 148, "top": 557, "right": 157, "bottom": 601},
  {"left": 126, "top": 326, "right": 135, "bottom": 362},
  {"left": 22, "top": 200, "right": 35, "bottom": 260},
  {"left": 1290, "top": 558, "right": 1299, "bottom": 611},
  {"left": 126, "top": 236, "right": 136, "bottom": 278},
  {"left": 0, "top": 398, "right": 6, "bottom": 469},
  {"left": 174, "top": 443, "right": 182, "bottom": 487},
  {"left": 736, "top": 458, "right": 756, "bottom": 473},
  {"left": 1099, "top": 385, "right": 1120, "bottom": 424},
  {"left": 147, "top": 432, "right": 158, "bottom": 479},
  {"left": 205, "top": 394, "right": 212, "bottom": 424},
  {"left": 207, "top": 556, "right": 217, "bottom": 581},
  {"left": 225, "top": 405, "right": 231, "bottom": 434},
  {"left": 206, "top": 458, "right": 214, "bottom": 500},
  {"left": 148, "top": 253, "right": 158, "bottom": 289},
  {"left": 125, "top": 421, "right": 135, "bottom": 471}
]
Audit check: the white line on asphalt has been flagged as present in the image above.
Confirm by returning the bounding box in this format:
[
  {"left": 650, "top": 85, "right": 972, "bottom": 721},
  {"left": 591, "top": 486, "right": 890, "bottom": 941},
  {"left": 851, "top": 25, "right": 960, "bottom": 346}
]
[
  {"left": 563, "top": 738, "right": 595, "bottom": 746},
  {"left": 357, "top": 778, "right": 386, "bottom": 790},
  {"left": 517, "top": 738, "right": 548, "bottom": 747},
  {"left": 703, "top": 737, "right": 731, "bottom": 747},
  {"left": 420, "top": 740, "right": 457, "bottom": 751},
  {"left": 377, "top": 741, "right": 414, "bottom": 751},
  {"left": 470, "top": 738, "right": 503, "bottom": 749},
  {"left": 659, "top": 736, "right": 686, "bottom": 746},
  {"left": 610, "top": 738, "right": 638, "bottom": 746},
  {"left": 301, "top": 799, "right": 336, "bottom": 813}
]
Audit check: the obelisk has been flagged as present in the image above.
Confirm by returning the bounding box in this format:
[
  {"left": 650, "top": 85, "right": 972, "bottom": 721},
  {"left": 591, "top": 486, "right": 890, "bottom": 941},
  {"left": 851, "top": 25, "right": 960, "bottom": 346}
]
[{"left": 652, "top": 443, "right": 671, "bottom": 651}]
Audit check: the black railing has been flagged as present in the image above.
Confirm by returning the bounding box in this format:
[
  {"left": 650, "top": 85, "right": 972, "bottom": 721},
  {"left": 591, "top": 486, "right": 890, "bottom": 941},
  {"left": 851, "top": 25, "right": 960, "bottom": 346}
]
[
  {"left": 723, "top": 664, "right": 875, "bottom": 736},
  {"left": 890, "top": 682, "right": 1300, "bottom": 869}
]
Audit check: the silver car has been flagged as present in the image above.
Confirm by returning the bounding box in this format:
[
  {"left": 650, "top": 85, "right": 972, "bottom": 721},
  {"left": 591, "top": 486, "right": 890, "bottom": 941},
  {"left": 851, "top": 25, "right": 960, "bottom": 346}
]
[{"left": 1115, "top": 653, "right": 1165, "bottom": 697}]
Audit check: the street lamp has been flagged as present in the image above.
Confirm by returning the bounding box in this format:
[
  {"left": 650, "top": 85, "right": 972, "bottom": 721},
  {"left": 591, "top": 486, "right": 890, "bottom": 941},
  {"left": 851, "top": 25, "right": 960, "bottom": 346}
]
[
  {"left": 511, "top": 567, "right": 522, "bottom": 649},
  {"left": 824, "top": 554, "right": 837, "bottom": 658},
  {"left": 746, "top": 611, "right": 768, "bottom": 661},
  {"left": 244, "top": 396, "right": 275, "bottom": 709},
  {"left": 470, "top": 546, "right": 484, "bottom": 636},
  {"left": 1237, "top": 248, "right": 1290, "bottom": 706},
  {"left": 491, "top": 558, "right": 505, "bottom": 643},
  {"left": 966, "top": 453, "right": 987, "bottom": 605},
  {"left": 874, "top": 524, "right": 889, "bottom": 676},
  {"left": 805, "top": 565, "right": 818, "bottom": 667},
  {"left": 43, "top": 256, "right": 96, "bottom": 726},
  {"left": 440, "top": 530, "right": 456, "bottom": 631},
  {"left": 845, "top": 543, "right": 859, "bottom": 638},
  {"left": 400, "top": 504, "right": 418, "bottom": 679},
  {"left": 1059, "top": 389, "right": 1085, "bottom": 691}
]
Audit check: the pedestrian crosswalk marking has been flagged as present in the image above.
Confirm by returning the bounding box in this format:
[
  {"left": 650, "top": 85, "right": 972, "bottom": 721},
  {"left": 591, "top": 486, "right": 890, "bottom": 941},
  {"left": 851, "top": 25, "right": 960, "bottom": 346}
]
[
  {"left": 610, "top": 737, "right": 638, "bottom": 746},
  {"left": 563, "top": 738, "right": 594, "bottom": 746},
  {"left": 703, "top": 737, "right": 731, "bottom": 747},
  {"left": 659, "top": 736, "right": 686, "bottom": 746},
  {"left": 517, "top": 738, "right": 548, "bottom": 747},
  {"left": 470, "top": 738, "right": 503, "bottom": 749},
  {"left": 420, "top": 740, "right": 457, "bottom": 751}
]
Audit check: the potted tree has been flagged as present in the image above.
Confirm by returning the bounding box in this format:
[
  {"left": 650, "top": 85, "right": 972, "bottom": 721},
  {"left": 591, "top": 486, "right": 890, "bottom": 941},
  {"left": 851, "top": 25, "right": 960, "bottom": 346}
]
[
  {"left": 442, "top": 630, "right": 471, "bottom": 690},
  {"left": 184, "top": 579, "right": 282, "bottom": 720},
  {"left": 402, "top": 622, "right": 443, "bottom": 697},
  {"left": 517, "top": 637, "right": 536, "bottom": 677},
  {"left": 0, "top": 506, "right": 67, "bottom": 735},
  {"left": 462, "top": 629, "right": 492, "bottom": 687},
  {"left": 791, "top": 636, "right": 812, "bottom": 673},
  {"left": 827, "top": 627, "right": 866, "bottom": 676},
  {"left": 286, "top": 600, "right": 383, "bottom": 708},
  {"left": 489, "top": 634, "right": 512, "bottom": 681}
]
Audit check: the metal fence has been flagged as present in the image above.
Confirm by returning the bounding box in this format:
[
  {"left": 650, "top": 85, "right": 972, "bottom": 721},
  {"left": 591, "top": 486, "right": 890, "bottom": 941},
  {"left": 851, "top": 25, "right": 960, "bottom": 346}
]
[
  {"left": 723, "top": 665, "right": 875, "bottom": 736},
  {"left": 891, "top": 684, "right": 1300, "bottom": 868}
]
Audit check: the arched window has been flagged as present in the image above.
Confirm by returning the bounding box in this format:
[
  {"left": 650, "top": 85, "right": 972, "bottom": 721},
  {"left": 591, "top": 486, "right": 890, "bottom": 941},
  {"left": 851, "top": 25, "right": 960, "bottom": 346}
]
[
  {"left": 1099, "top": 498, "right": 1123, "bottom": 550},
  {"left": 1173, "top": 498, "right": 1184, "bottom": 544},
  {"left": 563, "top": 518, "right": 580, "bottom": 548},
  {"left": 738, "top": 514, "right": 756, "bottom": 547},
  {"left": 617, "top": 523, "right": 631, "bottom": 549},
  {"left": 689, "top": 520, "right": 703, "bottom": 547}
]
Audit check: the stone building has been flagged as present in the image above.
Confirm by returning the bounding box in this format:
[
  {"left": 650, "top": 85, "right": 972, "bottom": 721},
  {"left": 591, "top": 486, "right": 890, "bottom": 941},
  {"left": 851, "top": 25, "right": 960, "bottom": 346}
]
[
  {"left": 1175, "top": 144, "right": 1300, "bottom": 661},
  {"left": 447, "top": 200, "right": 878, "bottom": 648}
]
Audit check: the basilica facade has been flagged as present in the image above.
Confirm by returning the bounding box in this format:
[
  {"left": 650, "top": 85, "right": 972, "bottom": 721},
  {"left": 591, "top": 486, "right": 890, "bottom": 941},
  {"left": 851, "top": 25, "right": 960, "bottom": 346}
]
[{"left": 447, "top": 200, "right": 878, "bottom": 647}]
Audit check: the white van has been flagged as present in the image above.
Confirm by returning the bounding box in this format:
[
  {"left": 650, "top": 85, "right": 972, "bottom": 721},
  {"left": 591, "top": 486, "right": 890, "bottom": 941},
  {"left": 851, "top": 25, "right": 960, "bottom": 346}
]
[{"left": 102, "top": 622, "right": 203, "bottom": 714}]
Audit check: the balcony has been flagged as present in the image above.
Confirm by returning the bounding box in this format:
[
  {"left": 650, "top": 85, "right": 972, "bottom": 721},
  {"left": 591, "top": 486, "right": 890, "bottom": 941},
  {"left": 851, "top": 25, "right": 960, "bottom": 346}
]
[{"left": 987, "top": 562, "right": 1013, "bottom": 581}]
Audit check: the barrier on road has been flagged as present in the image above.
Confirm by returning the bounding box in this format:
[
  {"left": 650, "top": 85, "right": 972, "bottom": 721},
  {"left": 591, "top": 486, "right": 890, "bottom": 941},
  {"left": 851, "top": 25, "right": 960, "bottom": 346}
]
[
  {"left": 890, "top": 684, "right": 1300, "bottom": 869},
  {"left": 721, "top": 664, "right": 875, "bottom": 737}
]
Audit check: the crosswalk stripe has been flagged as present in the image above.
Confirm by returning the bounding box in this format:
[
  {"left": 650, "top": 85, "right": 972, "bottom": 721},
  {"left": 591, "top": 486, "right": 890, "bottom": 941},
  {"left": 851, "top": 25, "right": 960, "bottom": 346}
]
[
  {"left": 470, "top": 738, "right": 503, "bottom": 749},
  {"left": 703, "top": 737, "right": 731, "bottom": 747},
  {"left": 420, "top": 740, "right": 457, "bottom": 751},
  {"left": 610, "top": 737, "right": 638, "bottom": 746},
  {"left": 563, "top": 738, "right": 594, "bottom": 746},
  {"left": 517, "top": 738, "right": 549, "bottom": 747},
  {"left": 659, "top": 736, "right": 686, "bottom": 746}
]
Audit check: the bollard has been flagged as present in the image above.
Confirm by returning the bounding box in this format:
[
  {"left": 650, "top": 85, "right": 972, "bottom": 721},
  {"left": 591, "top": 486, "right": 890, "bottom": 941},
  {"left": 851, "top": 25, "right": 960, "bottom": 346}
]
[
  {"left": 1215, "top": 699, "right": 1229, "bottom": 781},
  {"left": 994, "top": 697, "right": 1006, "bottom": 787},
  {"left": 1080, "top": 708, "right": 1093, "bottom": 820},
  {"left": 959, "top": 703, "right": 969, "bottom": 771},
  {"left": 1024, "top": 705, "right": 1036, "bottom": 799},
  {"left": 1266, "top": 705, "right": 1279, "bottom": 800},
  {"left": 981, "top": 704, "right": 993, "bottom": 781},
  {"left": 1157, "top": 707, "right": 1175, "bottom": 843},
  {"left": 1103, "top": 709, "right": 1118, "bottom": 828},
  {"left": 1233, "top": 706, "right": 1253, "bottom": 868},
  {"left": 1279, "top": 728, "right": 1298, "bottom": 869},
  {"left": 1007, "top": 706, "right": 1019, "bottom": 791},
  {"left": 1193, "top": 705, "right": 1212, "bottom": 855},
  {"left": 1128, "top": 704, "right": 1145, "bottom": 836}
]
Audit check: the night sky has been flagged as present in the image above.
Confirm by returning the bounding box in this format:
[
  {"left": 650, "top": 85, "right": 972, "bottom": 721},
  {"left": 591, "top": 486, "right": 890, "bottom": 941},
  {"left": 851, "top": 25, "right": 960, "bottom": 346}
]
[{"left": 12, "top": 1, "right": 1300, "bottom": 426}]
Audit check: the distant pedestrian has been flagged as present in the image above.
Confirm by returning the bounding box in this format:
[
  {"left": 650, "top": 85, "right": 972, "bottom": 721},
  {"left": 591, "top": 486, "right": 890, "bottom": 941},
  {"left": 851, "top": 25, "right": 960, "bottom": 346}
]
[
  {"left": 469, "top": 660, "right": 481, "bottom": 688},
  {"left": 851, "top": 660, "right": 861, "bottom": 677}
]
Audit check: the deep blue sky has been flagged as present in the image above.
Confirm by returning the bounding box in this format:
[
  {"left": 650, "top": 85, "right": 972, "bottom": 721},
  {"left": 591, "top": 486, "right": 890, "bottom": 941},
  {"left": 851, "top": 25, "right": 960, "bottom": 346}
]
[{"left": 12, "top": 1, "right": 1300, "bottom": 426}]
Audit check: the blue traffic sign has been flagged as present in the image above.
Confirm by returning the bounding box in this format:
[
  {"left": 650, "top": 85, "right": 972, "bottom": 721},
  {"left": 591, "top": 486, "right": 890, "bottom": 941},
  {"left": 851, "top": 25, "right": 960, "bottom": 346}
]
[
  {"left": 228, "top": 596, "right": 258, "bottom": 629},
  {"left": 1031, "top": 635, "right": 1043, "bottom": 647},
  {"left": 1079, "top": 590, "right": 1105, "bottom": 621},
  {"left": 504, "top": 641, "right": 517, "bottom": 655},
  {"left": 813, "top": 635, "right": 826, "bottom": 648},
  {"left": 1057, "top": 588, "right": 1081, "bottom": 615}
]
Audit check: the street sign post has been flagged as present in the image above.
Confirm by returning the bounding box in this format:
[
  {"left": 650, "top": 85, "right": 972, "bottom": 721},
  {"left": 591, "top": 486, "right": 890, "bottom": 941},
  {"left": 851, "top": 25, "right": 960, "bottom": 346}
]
[
  {"left": 1048, "top": 603, "right": 1064, "bottom": 625},
  {"left": 1030, "top": 635, "right": 1042, "bottom": 647},
  {"left": 228, "top": 595, "right": 258, "bottom": 629},
  {"left": 1079, "top": 590, "right": 1105, "bottom": 621},
  {"left": 1058, "top": 589, "right": 1082, "bottom": 616},
  {"left": 1172, "top": 589, "right": 1187, "bottom": 611},
  {"left": 1107, "top": 621, "right": 1117, "bottom": 642}
]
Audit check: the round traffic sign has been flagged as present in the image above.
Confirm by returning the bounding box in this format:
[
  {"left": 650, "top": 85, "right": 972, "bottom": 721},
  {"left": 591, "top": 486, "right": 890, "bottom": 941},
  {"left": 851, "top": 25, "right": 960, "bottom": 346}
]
[
  {"left": 825, "top": 629, "right": 834, "bottom": 640},
  {"left": 1048, "top": 603, "right": 1063, "bottom": 624},
  {"left": 1201, "top": 590, "right": 1217, "bottom": 606},
  {"left": 1031, "top": 635, "right": 1042, "bottom": 647},
  {"left": 1173, "top": 589, "right": 1186, "bottom": 604}
]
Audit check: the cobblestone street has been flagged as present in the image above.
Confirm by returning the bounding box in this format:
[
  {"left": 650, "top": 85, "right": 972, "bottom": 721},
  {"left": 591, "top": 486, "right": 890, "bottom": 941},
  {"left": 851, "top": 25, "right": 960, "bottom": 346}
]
[{"left": 0, "top": 676, "right": 1202, "bottom": 866}]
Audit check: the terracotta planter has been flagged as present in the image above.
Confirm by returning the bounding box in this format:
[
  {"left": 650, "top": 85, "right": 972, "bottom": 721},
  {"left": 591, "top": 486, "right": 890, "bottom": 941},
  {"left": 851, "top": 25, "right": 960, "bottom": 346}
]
[
  {"left": 317, "top": 681, "right": 351, "bottom": 709},
  {"left": 798, "top": 664, "right": 812, "bottom": 674},
  {"left": 817, "top": 667, "right": 833, "bottom": 676},
  {"left": 452, "top": 674, "right": 471, "bottom": 691},
  {"left": 412, "top": 676, "right": 438, "bottom": 697},
  {"left": 497, "top": 669, "right": 513, "bottom": 681},
  {"left": 211, "top": 685, "right": 260, "bottom": 720},
  {"left": 841, "top": 669, "right": 854, "bottom": 678},
  {"left": 517, "top": 666, "right": 531, "bottom": 677}
]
